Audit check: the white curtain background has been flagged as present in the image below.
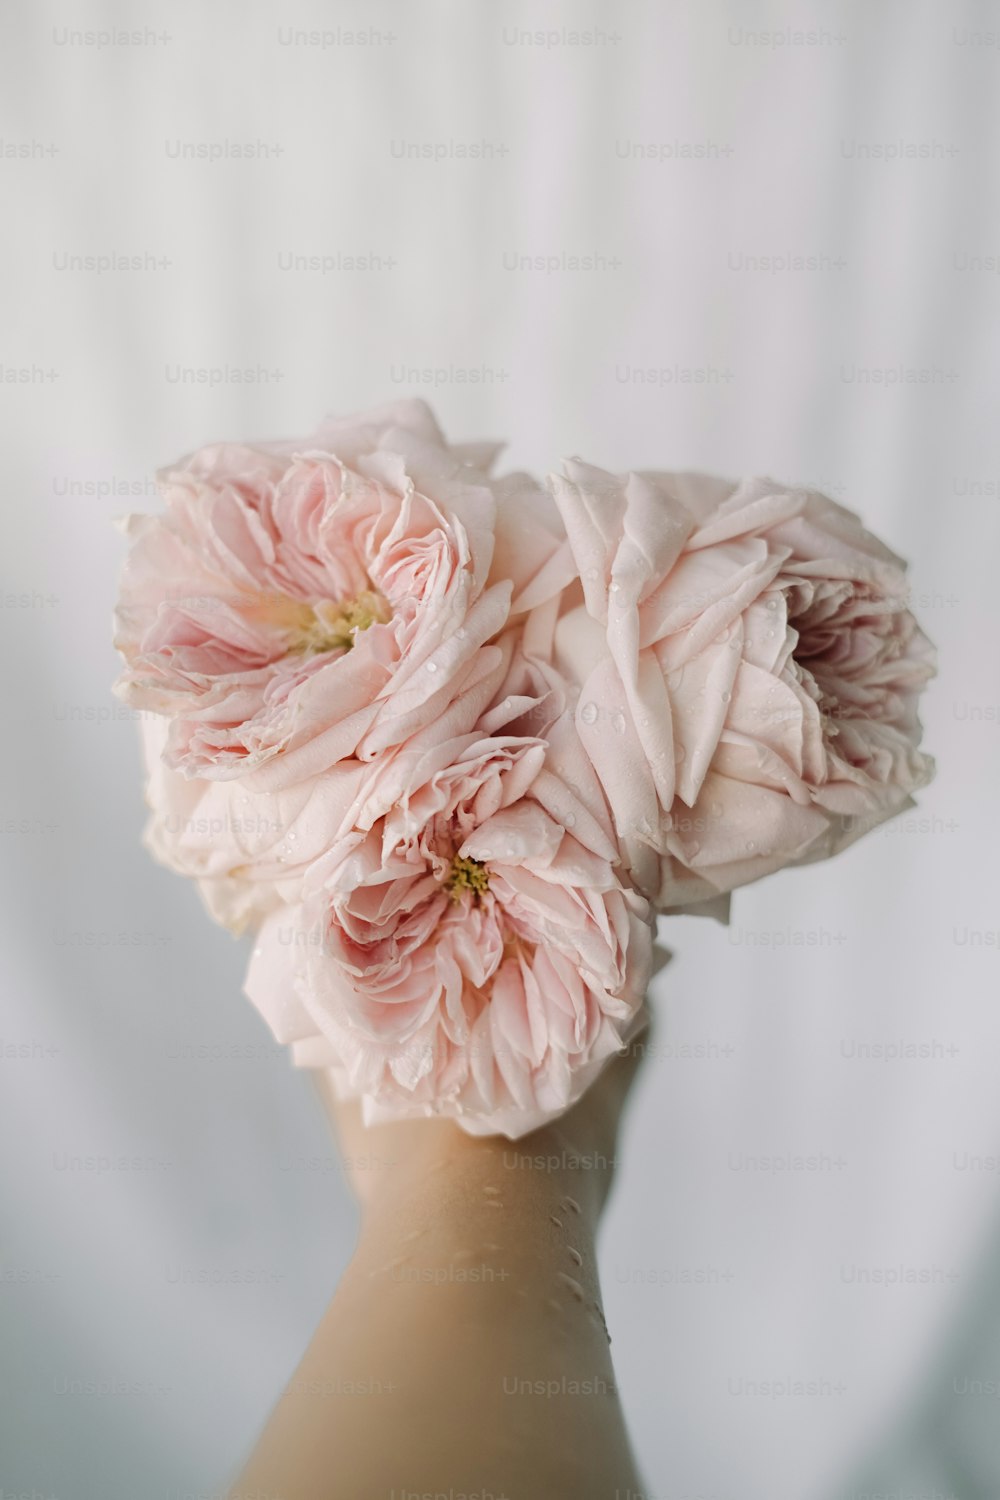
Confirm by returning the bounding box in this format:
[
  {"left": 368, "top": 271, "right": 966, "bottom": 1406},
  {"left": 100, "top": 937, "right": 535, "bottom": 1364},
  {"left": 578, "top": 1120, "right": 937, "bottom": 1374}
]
[{"left": 2, "top": 2, "right": 998, "bottom": 1496}]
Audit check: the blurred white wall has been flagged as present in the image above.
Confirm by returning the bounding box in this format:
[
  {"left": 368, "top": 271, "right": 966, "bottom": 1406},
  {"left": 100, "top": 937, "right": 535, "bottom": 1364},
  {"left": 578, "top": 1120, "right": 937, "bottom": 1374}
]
[{"left": 2, "top": 2, "right": 998, "bottom": 1497}]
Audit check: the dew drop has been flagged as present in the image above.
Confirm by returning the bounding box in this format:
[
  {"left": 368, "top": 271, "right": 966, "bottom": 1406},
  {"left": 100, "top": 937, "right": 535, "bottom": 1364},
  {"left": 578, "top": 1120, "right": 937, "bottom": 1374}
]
[
  {"left": 567, "top": 1247, "right": 584, "bottom": 1268},
  {"left": 611, "top": 710, "right": 627, "bottom": 735},
  {"left": 580, "top": 701, "right": 599, "bottom": 726},
  {"left": 556, "top": 1272, "right": 586, "bottom": 1301},
  {"left": 483, "top": 1185, "right": 501, "bottom": 1195},
  {"left": 549, "top": 1215, "right": 563, "bottom": 1229},
  {"left": 426, "top": 660, "right": 438, "bottom": 673},
  {"left": 745, "top": 840, "right": 756, "bottom": 851},
  {"left": 721, "top": 691, "right": 731, "bottom": 703},
  {"left": 562, "top": 1196, "right": 582, "bottom": 1215},
  {"left": 288, "top": 830, "right": 298, "bottom": 841}
]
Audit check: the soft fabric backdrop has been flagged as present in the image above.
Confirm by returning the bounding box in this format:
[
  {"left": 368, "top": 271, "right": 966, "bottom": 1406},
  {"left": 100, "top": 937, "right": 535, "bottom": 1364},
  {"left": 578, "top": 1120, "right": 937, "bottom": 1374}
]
[{"left": 1, "top": 2, "right": 997, "bottom": 1496}]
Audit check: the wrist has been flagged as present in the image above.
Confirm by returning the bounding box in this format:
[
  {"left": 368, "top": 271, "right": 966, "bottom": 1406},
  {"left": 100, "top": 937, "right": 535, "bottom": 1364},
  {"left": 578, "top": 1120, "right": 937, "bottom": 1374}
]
[{"left": 357, "top": 1119, "right": 609, "bottom": 1249}]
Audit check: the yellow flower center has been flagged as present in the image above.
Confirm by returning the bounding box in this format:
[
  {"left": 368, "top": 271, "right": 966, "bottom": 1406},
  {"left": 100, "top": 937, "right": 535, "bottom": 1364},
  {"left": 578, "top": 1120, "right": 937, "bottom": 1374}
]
[
  {"left": 283, "top": 589, "right": 392, "bottom": 656},
  {"left": 444, "top": 854, "right": 490, "bottom": 902}
]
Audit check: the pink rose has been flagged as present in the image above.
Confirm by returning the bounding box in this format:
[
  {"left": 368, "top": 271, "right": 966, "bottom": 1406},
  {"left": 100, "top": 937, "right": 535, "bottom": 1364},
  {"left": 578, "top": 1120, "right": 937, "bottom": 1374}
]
[
  {"left": 244, "top": 639, "right": 653, "bottom": 1138},
  {"left": 550, "top": 462, "right": 936, "bottom": 907},
  {"left": 114, "top": 401, "right": 513, "bottom": 788}
]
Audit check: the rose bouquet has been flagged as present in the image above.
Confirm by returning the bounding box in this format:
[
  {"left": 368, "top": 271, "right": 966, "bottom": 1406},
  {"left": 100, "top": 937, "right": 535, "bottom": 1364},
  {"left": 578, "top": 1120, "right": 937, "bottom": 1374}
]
[{"left": 115, "top": 401, "right": 935, "bottom": 1138}]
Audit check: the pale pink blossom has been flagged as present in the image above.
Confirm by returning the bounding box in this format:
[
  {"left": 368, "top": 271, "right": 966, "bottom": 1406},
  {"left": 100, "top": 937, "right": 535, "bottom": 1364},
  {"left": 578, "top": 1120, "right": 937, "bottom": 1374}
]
[
  {"left": 244, "top": 639, "right": 653, "bottom": 1137},
  {"left": 115, "top": 401, "right": 515, "bottom": 788},
  {"left": 550, "top": 463, "right": 936, "bottom": 907}
]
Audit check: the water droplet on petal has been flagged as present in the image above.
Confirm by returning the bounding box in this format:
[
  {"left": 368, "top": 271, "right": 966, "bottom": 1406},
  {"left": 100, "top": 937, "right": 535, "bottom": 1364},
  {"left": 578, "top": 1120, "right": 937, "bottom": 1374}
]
[
  {"left": 580, "top": 701, "right": 599, "bottom": 726},
  {"left": 721, "top": 691, "right": 731, "bottom": 703},
  {"left": 745, "top": 840, "right": 756, "bottom": 852},
  {"left": 426, "top": 661, "right": 438, "bottom": 673}
]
